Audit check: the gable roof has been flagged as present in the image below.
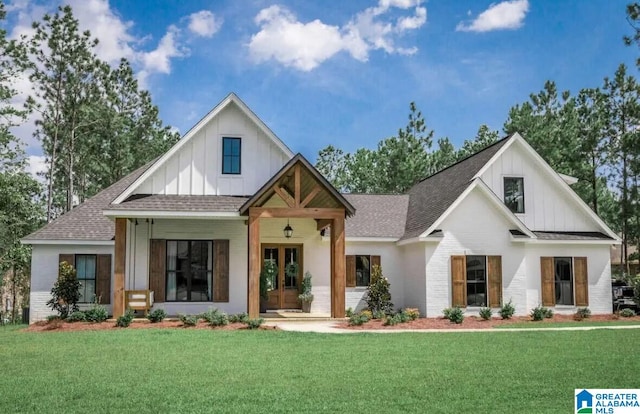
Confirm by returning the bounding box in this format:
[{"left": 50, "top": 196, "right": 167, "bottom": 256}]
[
  {"left": 23, "top": 162, "right": 154, "bottom": 243},
  {"left": 343, "top": 194, "right": 409, "bottom": 238},
  {"left": 112, "top": 93, "right": 294, "bottom": 205},
  {"left": 402, "top": 136, "right": 511, "bottom": 240}
]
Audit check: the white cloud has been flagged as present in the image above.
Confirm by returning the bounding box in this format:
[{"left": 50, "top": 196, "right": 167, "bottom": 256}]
[
  {"left": 26, "top": 155, "right": 48, "bottom": 182},
  {"left": 248, "top": 0, "right": 427, "bottom": 71},
  {"left": 456, "top": 0, "right": 529, "bottom": 33},
  {"left": 187, "top": 10, "right": 222, "bottom": 38}
]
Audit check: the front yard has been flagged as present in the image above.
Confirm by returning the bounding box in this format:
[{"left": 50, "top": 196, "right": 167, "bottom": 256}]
[{"left": 1, "top": 325, "right": 637, "bottom": 413}]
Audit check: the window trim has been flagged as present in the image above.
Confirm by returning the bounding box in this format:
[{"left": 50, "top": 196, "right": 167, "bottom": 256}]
[
  {"left": 503, "top": 176, "right": 525, "bottom": 214},
  {"left": 553, "top": 256, "right": 574, "bottom": 306},
  {"left": 465, "top": 255, "right": 487, "bottom": 307},
  {"left": 355, "top": 255, "right": 371, "bottom": 287},
  {"left": 222, "top": 137, "right": 241, "bottom": 175},
  {"left": 75, "top": 254, "right": 97, "bottom": 303},
  {"left": 165, "top": 240, "right": 214, "bottom": 302}
]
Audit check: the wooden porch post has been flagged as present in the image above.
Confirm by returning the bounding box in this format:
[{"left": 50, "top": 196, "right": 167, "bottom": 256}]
[
  {"left": 248, "top": 212, "right": 260, "bottom": 318},
  {"left": 113, "top": 218, "right": 126, "bottom": 318},
  {"left": 331, "top": 214, "right": 346, "bottom": 318}
]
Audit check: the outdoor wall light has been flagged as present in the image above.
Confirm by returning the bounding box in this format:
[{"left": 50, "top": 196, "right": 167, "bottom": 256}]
[{"left": 283, "top": 219, "right": 293, "bottom": 238}]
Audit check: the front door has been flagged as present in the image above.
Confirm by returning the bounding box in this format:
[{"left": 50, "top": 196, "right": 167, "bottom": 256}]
[{"left": 262, "top": 244, "right": 303, "bottom": 309}]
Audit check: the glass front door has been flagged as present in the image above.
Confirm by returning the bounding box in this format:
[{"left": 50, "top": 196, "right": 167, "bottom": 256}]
[{"left": 262, "top": 244, "right": 302, "bottom": 309}]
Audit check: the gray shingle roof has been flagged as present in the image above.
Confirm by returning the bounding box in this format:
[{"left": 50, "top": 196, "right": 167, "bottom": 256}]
[
  {"left": 111, "top": 195, "right": 249, "bottom": 212},
  {"left": 402, "top": 136, "right": 511, "bottom": 240},
  {"left": 533, "top": 231, "right": 613, "bottom": 241},
  {"left": 343, "top": 194, "right": 409, "bottom": 238},
  {"left": 23, "top": 163, "right": 153, "bottom": 241}
]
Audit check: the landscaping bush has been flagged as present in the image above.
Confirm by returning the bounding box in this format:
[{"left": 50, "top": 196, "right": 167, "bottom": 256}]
[
  {"left": 383, "top": 314, "right": 402, "bottom": 326},
  {"left": 147, "top": 308, "right": 167, "bottom": 323},
  {"left": 576, "top": 307, "right": 591, "bottom": 319},
  {"left": 46, "top": 315, "right": 62, "bottom": 322},
  {"left": 396, "top": 310, "right": 410, "bottom": 323},
  {"left": 245, "top": 318, "right": 264, "bottom": 329},
  {"left": 479, "top": 307, "right": 492, "bottom": 320},
  {"left": 85, "top": 304, "right": 108, "bottom": 323},
  {"left": 66, "top": 311, "right": 86, "bottom": 322},
  {"left": 229, "top": 312, "right": 249, "bottom": 323},
  {"left": 372, "top": 310, "right": 386, "bottom": 320},
  {"left": 116, "top": 309, "right": 134, "bottom": 328},
  {"left": 499, "top": 300, "right": 515, "bottom": 319},
  {"left": 47, "top": 261, "right": 81, "bottom": 319},
  {"left": 360, "top": 310, "right": 373, "bottom": 320},
  {"left": 530, "top": 305, "right": 549, "bottom": 321},
  {"left": 444, "top": 306, "right": 464, "bottom": 324},
  {"left": 345, "top": 307, "right": 354, "bottom": 317},
  {"left": 202, "top": 308, "right": 229, "bottom": 327},
  {"left": 544, "top": 308, "right": 554, "bottom": 319},
  {"left": 348, "top": 312, "right": 370, "bottom": 326},
  {"left": 365, "top": 265, "right": 393, "bottom": 315},
  {"left": 620, "top": 308, "right": 636, "bottom": 318},
  {"left": 179, "top": 314, "right": 199, "bottom": 327},
  {"left": 404, "top": 308, "right": 420, "bottom": 320}
]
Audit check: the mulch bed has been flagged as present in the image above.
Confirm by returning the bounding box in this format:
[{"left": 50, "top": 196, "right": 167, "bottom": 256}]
[
  {"left": 337, "top": 314, "right": 640, "bottom": 330},
  {"left": 24, "top": 320, "right": 278, "bottom": 332}
]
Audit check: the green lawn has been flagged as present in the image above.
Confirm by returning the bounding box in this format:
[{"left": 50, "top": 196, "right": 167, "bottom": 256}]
[
  {"left": 1, "top": 326, "right": 637, "bottom": 413},
  {"left": 498, "top": 320, "right": 640, "bottom": 328}
]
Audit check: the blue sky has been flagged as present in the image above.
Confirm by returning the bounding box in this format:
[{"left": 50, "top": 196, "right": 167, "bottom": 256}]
[{"left": 3, "top": 0, "right": 637, "bottom": 171}]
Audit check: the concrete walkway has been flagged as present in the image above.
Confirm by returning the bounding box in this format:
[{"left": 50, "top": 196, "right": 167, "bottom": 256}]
[{"left": 264, "top": 320, "right": 640, "bottom": 334}]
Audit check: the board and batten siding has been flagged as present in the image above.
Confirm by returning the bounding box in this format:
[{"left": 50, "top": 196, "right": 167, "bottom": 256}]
[
  {"left": 135, "top": 103, "right": 289, "bottom": 197},
  {"left": 480, "top": 141, "right": 594, "bottom": 232}
]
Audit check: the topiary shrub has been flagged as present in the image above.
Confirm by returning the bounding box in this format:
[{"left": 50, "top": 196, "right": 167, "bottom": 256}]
[
  {"left": 620, "top": 308, "right": 636, "bottom": 317},
  {"left": 179, "top": 314, "right": 199, "bottom": 327},
  {"left": 229, "top": 312, "right": 249, "bottom": 323},
  {"left": 202, "top": 308, "right": 229, "bottom": 327},
  {"left": 116, "top": 309, "right": 134, "bottom": 328},
  {"left": 444, "top": 306, "right": 464, "bottom": 324},
  {"left": 498, "top": 300, "right": 515, "bottom": 320},
  {"left": 85, "top": 303, "right": 108, "bottom": 323},
  {"left": 245, "top": 318, "right": 264, "bottom": 329},
  {"left": 365, "top": 265, "right": 393, "bottom": 315},
  {"left": 479, "top": 307, "right": 492, "bottom": 321},
  {"left": 147, "top": 308, "right": 167, "bottom": 323},
  {"left": 47, "top": 261, "right": 81, "bottom": 319}
]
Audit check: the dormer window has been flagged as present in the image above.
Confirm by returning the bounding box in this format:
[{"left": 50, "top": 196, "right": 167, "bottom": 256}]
[
  {"left": 504, "top": 177, "right": 524, "bottom": 214},
  {"left": 222, "top": 137, "right": 241, "bottom": 174}
]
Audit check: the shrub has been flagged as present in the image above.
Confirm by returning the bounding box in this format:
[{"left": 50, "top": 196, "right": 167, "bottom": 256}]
[
  {"left": 479, "top": 307, "right": 492, "bottom": 321},
  {"left": 372, "top": 310, "right": 386, "bottom": 320},
  {"left": 360, "top": 310, "right": 373, "bottom": 320},
  {"left": 499, "top": 300, "right": 515, "bottom": 320},
  {"left": 46, "top": 261, "right": 81, "bottom": 319},
  {"left": 116, "top": 309, "right": 134, "bottom": 328},
  {"left": 620, "top": 308, "right": 636, "bottom": 318},
  {"left": 179, "top": 314, "right": 199, "bottom": 327},
  {"left": 365, "top": 265, "right": 393, "bottom": 314},
  {"left": 147, "top": 308, "right": 167, "bottom": 323},
  {"left": 202, "top": 308, "right": 229, "bottom": 327},
  {"left": 46, "top": 315, "right": 62, "bottom": 322},
  {"left": 404, "top": 308, "right": 420, "bottom": 320},
  {"left": 229, "top": 312, "right": 249, "bottom": 323},
  {"left": 298, "top": 272, "right": 314, "bottom": 303},
  {"left": 85, "top": 304, "right": 108, "bottom": 323},
  {"left": 530, "top": 305, "right": 548, "bottom": 321},
  {"left": 345, "top": 307, "right": 354, "bottom": 317},
  {"left": 245, "top": 318, "right": 264, "bottom": 329},
  {"left": 445, "top": 306, "right": 464, "bottom": 324},
  {"left": 66, "top": 311, "right": 86, "bottom": 322},
  {"left": 348, "top": 312, "right": 371, "bottom": 326},
  {"left": 576, "top": 307, "right": 591, "bottom": 319},
  {"left": 396, "top": 310, "right": 410, "bottom": 323},
  {"left": 383, "top": 314, "right": 402, "bottom": 326},
  {"left": 544, "top": 308, "right": 554, "bottom": 319}
]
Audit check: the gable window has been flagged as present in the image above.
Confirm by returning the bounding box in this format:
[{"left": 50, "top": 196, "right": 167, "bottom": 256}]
[
  {"left": 346, "top": 255, "right": 381, "bottom": 287},
  {"left": 451, "top": 255, "right": 502, "bottom": 308},
  {"left": 222, "top": 137, "right": 241, "bottom": 174},
  {"left": 540, "top": 256, "right": 588, "bottom": 307},
  {"left": 504, "top": 177, "right": 524, "bottom": 214},
  {"left": 166, "top": 240, "right": 213, "bottom": 302},
  {"left": 76, "top": 254, "right": 97, "bottom": 303}
]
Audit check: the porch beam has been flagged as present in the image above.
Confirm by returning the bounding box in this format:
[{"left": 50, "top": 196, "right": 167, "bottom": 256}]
[
  {"left": 294, "top": 164, "right": 301, "bottom": 207},
  {"left": 249, "top": 207, "right": 344, "bottom": 219},
  {"left": 316, "top": 219, "right": 332, "bottom": 231},
  {"left": 273, "top": 186, "right": 295, "bottom": 208},
  {"left": 330, "top": 215, "right": 346, "bottom": 318},
  {"left": 300, "top": 185, "right": 322, "bottom": 208},
  {"left": 248, "top": 215, "right": 260, "bottom": 318},
  {"left": 113, "top": 218, "right": 126, "bottom": 318}
]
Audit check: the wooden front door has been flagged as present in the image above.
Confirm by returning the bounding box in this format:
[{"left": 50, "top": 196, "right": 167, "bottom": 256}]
[{"left": 262, "top": 244, "right": 303, "bottom": 310}]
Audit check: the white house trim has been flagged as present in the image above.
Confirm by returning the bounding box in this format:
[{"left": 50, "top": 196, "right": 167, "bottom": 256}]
[
  {"left": 396, "top": 236, "right": 443, "bottom": 246},
  {"left": 103, "top": 210, "right": 244, "bottom": 219},
  {"left": 112, "top": 93, "right": 295, "bottom": 205},
  {"left": 322, "top": 236, "right": 399, "bottom": 243},
  {"left": 524, "top": 238, "right": 620, "bottom": 245},
  {"left": 22, "top": 239, "right": 115, "bottom": 246}
]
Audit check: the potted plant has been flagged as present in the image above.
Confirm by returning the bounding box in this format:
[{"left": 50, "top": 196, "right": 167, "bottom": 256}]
[
  {"left": 260, "top": 261, "right": 277, "bottom": 313},
  {"left": 298, "top": 271, "right": 314, "bottom": 313}
]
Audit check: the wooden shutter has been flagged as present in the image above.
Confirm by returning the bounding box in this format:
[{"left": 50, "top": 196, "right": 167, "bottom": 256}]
[
  {"left": 574, "top": 257, "right": 589, "bottom": 306},
  {"left": 96, "top": 254, "right": 111, "bottom": 304},
  {"left": 346, "top": 255, "right": 356, "bottom": 288},
  {"left": 540, "top": 257, "right": 555, "bottom": 306},
  {"left": 487, "top": 256, "right": 502, "bottom": 307},
  {"left": 451, "top": 255, "right": 466, "bottom": 307},
  {"left": 59, "top": 254, "right": 75, "bottom": 267},
  {"left": 149, "top": 239, "right": 166, "bottom": 303},
  {"left": 371, "top": 255, "right": 381, "bottom": 269},
  {"left": 213, "top": 240, "right": 229, "bottom": 302}
]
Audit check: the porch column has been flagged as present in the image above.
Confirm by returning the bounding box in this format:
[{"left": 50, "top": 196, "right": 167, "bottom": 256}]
[
  {"left": 248, "top": 212, "right": 260, "bottom": 318},
  {"left": 113, "top": 218, "right": 126, "bottom": 318},
  {"left": 330, "top": 214, "right": 346, "bottom": 318}
]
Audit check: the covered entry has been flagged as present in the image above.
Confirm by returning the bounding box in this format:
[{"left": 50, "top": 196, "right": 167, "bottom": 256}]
[
  {"left": 262, "top": 244, "right": 302, "bottom": 309},
  {"left": 240, "top": 154, "right": 355, "bottom": 318}
]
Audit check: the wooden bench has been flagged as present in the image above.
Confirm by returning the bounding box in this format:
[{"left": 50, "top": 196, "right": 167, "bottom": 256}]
[{"left": 125, "top": 290, "right": 154, "bottom": 315}]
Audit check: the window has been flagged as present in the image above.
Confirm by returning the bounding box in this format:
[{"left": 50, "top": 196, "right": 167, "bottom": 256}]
[
  {"left": 222, "top": 137, "right": 241, "bottom": 174},
  {"left": 466, "top": 255, "right": 487, "bottom": 306},
  {"left": 554, "top": 257, "right": 573, "bottom": 305},
  {"left": 504, "top": 177, "right": 524, "bottom": 214},
  {"left": 166, "top": 240, "right": 213, "bottom": 301},
  {"left": 76, "top": 254, "right": 97, "bottom": 303},
  {"left": 355, "top": 255, "right": 371, "bottom": 287}
]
